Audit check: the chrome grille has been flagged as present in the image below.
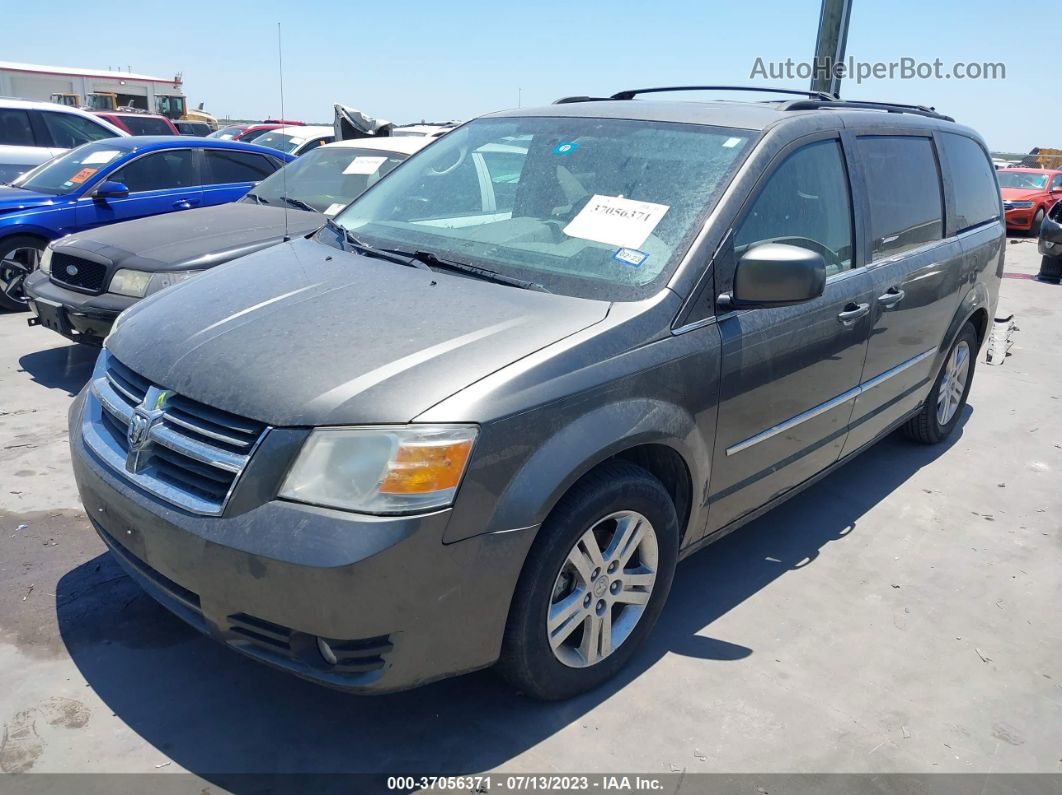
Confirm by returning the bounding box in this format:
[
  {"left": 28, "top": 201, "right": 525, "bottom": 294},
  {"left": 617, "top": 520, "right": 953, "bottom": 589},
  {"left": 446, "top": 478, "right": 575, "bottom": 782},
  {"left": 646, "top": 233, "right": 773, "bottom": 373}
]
[{"left": 82, "top": 351, "right": 268, "bottom": 515}]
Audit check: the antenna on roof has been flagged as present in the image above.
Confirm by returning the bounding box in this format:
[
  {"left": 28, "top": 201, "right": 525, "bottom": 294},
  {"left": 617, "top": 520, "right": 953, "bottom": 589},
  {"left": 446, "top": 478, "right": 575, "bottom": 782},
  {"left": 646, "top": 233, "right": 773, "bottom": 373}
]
[{"left": 277, "top": 21, "right": 290, "bottom": 243}]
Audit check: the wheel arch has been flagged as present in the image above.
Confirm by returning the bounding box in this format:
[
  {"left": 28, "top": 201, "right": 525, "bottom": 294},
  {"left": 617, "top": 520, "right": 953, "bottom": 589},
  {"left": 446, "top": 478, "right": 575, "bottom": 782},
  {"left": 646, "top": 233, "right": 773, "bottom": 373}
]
[{"left": 454, "top": 398, "right": 708, "bottom": 548}]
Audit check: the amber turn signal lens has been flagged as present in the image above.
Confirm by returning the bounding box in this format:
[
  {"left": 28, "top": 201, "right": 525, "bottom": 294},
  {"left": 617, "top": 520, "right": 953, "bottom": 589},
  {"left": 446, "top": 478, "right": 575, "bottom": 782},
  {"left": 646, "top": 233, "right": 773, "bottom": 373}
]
[{"left": 378, "top": 440, "right": 474, "bottom": 494}]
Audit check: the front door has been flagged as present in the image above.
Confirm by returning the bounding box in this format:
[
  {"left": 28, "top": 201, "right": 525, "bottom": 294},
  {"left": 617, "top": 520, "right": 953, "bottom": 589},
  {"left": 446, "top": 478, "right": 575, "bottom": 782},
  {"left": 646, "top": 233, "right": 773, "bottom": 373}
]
[
  {"left": 75, "top": 148, "right": 201, "bottom": 230},
  {"left": 706, "top": 135, "right": 874, "bottom": 532}
]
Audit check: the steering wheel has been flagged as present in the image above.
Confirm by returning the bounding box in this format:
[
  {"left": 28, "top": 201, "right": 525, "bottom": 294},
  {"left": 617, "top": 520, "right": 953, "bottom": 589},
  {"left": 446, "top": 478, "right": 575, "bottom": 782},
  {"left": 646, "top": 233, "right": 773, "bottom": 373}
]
[{"left": 429, "top": 144, "right": 469, "bottom": 176}]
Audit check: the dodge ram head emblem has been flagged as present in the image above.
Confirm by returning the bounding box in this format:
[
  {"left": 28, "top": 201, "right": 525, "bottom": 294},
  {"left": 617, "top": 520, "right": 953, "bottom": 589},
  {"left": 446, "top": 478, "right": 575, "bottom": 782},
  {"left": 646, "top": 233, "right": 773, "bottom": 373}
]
[
  {"left": 127, "top": 411, "right": 151, "bottom": 451},
  {"left": 65, "top": 264, "right": 79, "bottom": 276},
  {"left": 124, "top": 387, "right": 171, "bottom": 473}
]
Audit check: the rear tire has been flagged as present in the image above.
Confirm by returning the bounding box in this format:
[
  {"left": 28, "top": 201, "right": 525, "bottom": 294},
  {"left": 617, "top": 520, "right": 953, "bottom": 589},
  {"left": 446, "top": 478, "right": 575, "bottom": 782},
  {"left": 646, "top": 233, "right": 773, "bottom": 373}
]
[
  {"left": 497, "top": 460, "right": 679, "bottom": 700},
  {"left": 1037, "top": 255, "right": 1062, "bottom": 284},
  {"left": 0, "top": 235, "right": 46, "bottom": 312},
  {"left": 903, "top": 322, "right": 978, "bottom": 444}
]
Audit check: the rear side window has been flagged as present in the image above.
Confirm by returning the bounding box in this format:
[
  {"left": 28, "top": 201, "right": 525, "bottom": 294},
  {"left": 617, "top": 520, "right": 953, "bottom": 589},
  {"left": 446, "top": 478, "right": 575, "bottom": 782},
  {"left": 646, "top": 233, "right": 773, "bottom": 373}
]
[
  {"left": 40, "top": 111, "right": 116, "bottom": 148},
  {"left": 734, "top": 138, "right": 854, "bottom": 277},
  {"left": 121, "top": 116, "right": 174, "bottom": 136},
  {"left": 112, "top": 150, "right": 196, "bottom": 192},
  {"left": 859, "top": 136, "right": 943, "bottom": 260},
  {"left": 0, "top": 109, "right": 35, "bottom": 146},
  {"left": 204, "top": 149, "right": 276, "bottom": 183},
  {"left": 939, "top": 133, "right": 1000, "bottom": 232}
]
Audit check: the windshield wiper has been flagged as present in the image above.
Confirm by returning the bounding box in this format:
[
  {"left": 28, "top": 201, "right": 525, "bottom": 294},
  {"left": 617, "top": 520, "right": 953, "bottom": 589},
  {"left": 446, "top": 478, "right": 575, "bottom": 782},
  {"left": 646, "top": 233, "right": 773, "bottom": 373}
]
[
  {"left": 281, "top": 196, "right": 316, "bottom": 212},
  {"left": 244, "top": 192, "right": 269, "bottom": 205},
  {"left": 323, "top": 219, "right": 430, "bottom": 270},
  {"left": 398, "top": 249, "right": 551, "bottom": 293}
]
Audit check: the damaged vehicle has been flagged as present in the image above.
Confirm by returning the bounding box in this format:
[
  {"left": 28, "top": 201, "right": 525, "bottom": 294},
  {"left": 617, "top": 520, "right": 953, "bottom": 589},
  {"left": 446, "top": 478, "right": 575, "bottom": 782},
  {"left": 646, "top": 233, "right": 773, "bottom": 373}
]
[
  {"left": 70, "top": 88, "right": 1002, "bottom": 699},
  {"left": 1037, "top": 200, "right": 1062, "bottom": 282}
]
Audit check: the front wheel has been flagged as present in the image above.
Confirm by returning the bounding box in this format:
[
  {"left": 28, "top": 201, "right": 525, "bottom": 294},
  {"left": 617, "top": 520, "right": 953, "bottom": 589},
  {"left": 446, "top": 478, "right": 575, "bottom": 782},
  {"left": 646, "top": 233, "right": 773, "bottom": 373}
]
[
  {"left": 1030, "top": 208, "right": 1045, "bottom": 237},
  {"left": 497, "top": 460, "right": 679, "bottom": 700},
  {"left": 0, "top": 235, "right": 46, "bottom": 311},
  {"left": 903, "top": 322, "right": 978, "bottom": 444}
]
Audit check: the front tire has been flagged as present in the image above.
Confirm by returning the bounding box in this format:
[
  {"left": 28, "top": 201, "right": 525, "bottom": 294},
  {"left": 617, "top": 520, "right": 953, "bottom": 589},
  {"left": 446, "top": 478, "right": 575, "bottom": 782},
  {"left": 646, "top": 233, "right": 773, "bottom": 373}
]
[
  {"left": 903, "top": 322, "right": 978, "bottom": 444},
  {"left": 497, "top": 460, "right": 679, "bottom": 700},
  {"left": 0, "top": 235, "right": 46, "bottom": 311},
  {"left": 1030, "top": 208, "right": 1045, "bottom": 237}
]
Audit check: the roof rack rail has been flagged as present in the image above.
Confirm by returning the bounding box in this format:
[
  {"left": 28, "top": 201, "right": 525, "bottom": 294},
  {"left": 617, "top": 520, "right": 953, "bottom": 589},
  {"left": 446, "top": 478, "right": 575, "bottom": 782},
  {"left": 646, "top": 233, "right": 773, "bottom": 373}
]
[
  {"left": 610, "top": 86, "right": 839, "bottom": 101},
  {"left": 779, "top": 99, "right": 954, "bottom": 122},
  {"left": 553, "top": 86, "right": 837, "bottom": 105}
]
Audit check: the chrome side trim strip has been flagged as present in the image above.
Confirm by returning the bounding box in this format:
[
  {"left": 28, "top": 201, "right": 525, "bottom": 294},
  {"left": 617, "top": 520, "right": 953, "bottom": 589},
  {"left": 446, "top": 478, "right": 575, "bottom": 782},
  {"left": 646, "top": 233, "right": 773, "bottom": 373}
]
[{"left": 725, "top": 347, "right": 935, "bottom": 456}]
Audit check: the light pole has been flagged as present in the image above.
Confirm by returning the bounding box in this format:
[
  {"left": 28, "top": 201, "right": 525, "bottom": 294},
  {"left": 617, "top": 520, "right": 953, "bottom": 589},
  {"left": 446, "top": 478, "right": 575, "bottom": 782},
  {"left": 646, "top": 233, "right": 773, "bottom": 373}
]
[{"left": 810, "top": 0, "right": 853, "bottom": 98}]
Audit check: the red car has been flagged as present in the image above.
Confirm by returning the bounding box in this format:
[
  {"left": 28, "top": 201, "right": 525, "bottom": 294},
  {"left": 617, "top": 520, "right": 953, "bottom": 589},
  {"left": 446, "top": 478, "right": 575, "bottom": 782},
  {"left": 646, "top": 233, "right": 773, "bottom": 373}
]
[
  {"left": 208, "top": 123, "right": 289, "bottom": 143},
  {"left": 997, "top": 168, "right": 1062, "bottom": 234},
  {"left": 92, "top": 112, "right": 180, "bottom": 136}
]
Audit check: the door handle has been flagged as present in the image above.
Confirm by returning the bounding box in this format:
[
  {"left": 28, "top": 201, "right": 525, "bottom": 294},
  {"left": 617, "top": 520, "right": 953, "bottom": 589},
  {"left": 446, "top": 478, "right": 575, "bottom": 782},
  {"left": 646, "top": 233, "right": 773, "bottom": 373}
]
[
  {"left": 837, "top": 302, "right": 870, "bottom": 326},
  {"left": 877, "top": 287, "right": 905, "bottom": 308}
]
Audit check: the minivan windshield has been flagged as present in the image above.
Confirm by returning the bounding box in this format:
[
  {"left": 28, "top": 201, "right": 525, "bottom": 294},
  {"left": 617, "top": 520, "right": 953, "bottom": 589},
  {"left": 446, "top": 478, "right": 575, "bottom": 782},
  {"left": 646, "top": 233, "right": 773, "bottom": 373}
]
[
  {"left": 997, "top": 171, "right": 1049, "bottom": 190},
  {"left": 329, "top": 116, "right": 753, "bottom": 300},
  {"left": 243, "top": 145, "right": 410, "bottom": 214},
  {"left": 10, "top": 142, "right": 125, "bottom": 195}
]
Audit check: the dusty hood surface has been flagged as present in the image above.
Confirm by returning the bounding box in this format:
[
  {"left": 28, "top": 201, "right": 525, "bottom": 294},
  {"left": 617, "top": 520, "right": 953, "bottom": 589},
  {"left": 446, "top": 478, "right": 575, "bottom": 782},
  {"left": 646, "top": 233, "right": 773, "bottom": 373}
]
[
  {"left": 1000, "top": 188, "right": 1046, "bottom": 202},
  {"left": 58, "top": 203, "right": 325, "bottom": 272},
  {"left": 107, "top": 237, "right": 610, "bottom": 426}
]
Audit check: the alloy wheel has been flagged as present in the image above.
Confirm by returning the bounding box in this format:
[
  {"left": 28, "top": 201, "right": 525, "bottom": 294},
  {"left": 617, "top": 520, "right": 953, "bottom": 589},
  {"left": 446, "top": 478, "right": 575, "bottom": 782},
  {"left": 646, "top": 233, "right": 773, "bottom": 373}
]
[
  {"left": 936, "top": 339, "right": 971, "bottom": 426},
  {"left": 0, "top": 246, "right": 41, "bottom": 306},
  {"left": 546, "top": 510, "right": 658, "bottom": 668}
]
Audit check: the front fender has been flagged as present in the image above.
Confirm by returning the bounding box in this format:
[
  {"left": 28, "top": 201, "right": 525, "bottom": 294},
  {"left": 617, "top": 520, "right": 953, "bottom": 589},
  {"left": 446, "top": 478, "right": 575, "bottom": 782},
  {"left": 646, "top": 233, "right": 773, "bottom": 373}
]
[{"left": 444, "top": 397, "right": 710, "bottom": 544}]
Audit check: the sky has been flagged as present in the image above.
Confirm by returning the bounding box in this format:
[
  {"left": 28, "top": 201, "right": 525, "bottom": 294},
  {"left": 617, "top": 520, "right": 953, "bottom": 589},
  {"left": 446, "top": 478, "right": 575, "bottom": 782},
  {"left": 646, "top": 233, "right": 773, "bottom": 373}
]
[{"left": 4, "top": 0, "right": 1055, "bottom": 153}]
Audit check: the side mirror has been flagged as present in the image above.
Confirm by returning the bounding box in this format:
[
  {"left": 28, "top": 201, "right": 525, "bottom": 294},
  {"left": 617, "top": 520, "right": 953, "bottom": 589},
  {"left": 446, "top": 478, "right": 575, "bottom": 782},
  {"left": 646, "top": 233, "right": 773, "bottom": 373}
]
[
  {"left": 93, "top": 180, "right": 129, "bottom": 200},
  {"left": 723, "top": 243, "right": 827, "bottom": 309}
]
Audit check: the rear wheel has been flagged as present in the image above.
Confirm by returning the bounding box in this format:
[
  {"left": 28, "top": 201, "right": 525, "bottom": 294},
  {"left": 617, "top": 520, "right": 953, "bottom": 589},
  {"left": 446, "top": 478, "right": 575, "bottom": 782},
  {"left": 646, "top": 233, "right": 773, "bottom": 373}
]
[
  {"left": 903, "top": 322, "right": 977, "bottom": 444},
  {"left": 497, "top": 460, "right": 678, "bottom": 700},
  {"left": 0, "top": 235, "right": 46, "bottom": 311}
]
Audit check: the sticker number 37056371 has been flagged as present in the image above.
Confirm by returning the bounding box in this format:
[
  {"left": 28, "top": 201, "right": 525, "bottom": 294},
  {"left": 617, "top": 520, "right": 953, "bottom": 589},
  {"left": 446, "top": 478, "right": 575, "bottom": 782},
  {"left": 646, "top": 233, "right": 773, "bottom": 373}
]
[{"left": 563, "top": 194, "right": 669, "bottom": 250}]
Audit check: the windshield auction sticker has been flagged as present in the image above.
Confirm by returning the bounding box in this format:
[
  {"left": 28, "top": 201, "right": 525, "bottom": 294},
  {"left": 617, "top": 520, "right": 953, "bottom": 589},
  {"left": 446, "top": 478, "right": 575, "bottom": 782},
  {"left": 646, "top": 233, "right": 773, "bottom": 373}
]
[
  {"left": 324, "top": 202, "right": 347, "bottom": 216},
  {"left": 343, "top": 156, "right": 389, "bottom": 175},
  {"left": 81, "top": 150, "right": 120, "bottom": 165},
  {"left": 68, "top": 168, "right": 99, "bottom": 185},
  {"left": 563, "top": 194, "right": 669, "bottom": 249}
]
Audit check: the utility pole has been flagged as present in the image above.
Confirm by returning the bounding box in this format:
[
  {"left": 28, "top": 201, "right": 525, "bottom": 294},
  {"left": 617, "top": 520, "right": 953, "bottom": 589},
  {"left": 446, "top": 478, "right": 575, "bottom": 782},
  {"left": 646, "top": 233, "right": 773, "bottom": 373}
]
[{"left": 810, "top": 0, "right": 853, "bottom": 98}]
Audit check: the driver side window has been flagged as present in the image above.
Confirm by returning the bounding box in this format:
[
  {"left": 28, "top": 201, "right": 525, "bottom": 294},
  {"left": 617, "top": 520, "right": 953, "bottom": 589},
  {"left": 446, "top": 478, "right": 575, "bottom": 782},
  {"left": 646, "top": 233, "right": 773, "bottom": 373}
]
[{"left": 734, "top": 138, "right": 854, "bottom": 277}]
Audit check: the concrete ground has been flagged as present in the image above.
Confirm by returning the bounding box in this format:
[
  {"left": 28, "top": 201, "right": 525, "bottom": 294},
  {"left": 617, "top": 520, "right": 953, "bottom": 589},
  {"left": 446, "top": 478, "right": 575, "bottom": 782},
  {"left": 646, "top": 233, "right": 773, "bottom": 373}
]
[{"left": 0, "top": 238, "right": 1059, "bottom": 785}]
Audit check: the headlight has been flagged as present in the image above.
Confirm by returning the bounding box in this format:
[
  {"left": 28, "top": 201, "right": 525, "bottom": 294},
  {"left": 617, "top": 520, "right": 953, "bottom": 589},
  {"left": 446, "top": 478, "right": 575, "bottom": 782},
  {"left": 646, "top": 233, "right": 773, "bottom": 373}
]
[
  {"left": 109, "top": 269, "right": 203, "bottom": 298},
  {"left": 1009, "top": 201, "right": 1034, "bottom": 209},
  {"left": 39, "top": 246, "right": 53, "bottom": 274},
  {"left": 109, "top": 269, "right": 153, "bottom": 297},
  {"left": 147, "top": 269, "right": 203, "bottom": 294},
  {"left": 280, "top": 425, "right": 477, "bottom": 514}
]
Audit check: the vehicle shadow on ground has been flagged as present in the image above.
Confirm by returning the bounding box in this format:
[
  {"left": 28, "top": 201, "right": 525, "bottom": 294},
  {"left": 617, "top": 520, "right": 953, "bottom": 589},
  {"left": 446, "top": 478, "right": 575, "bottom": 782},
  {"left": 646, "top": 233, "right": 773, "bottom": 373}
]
[
  {"left": 18, "top": 344, "right": 99, "bottom": 396},
  {"left": 57, "top": 409, "right": 970, "bottom": 784}
]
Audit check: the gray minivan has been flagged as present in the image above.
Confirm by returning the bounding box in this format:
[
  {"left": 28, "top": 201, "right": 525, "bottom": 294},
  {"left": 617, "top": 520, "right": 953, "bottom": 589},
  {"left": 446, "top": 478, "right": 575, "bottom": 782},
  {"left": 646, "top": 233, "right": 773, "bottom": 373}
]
[{"left": 68, "top": 88, "right": 1003, "bottom": 700}]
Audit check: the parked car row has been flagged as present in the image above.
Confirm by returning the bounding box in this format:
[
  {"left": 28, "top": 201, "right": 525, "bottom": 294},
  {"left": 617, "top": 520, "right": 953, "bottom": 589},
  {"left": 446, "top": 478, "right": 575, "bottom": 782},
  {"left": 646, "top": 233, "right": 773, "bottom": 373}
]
[
  {"left": 14, "top": 86, "right": 1003, "bottom": 701},
  {"left": 22, "top": 134, "right": 430, "bottom": 339}
]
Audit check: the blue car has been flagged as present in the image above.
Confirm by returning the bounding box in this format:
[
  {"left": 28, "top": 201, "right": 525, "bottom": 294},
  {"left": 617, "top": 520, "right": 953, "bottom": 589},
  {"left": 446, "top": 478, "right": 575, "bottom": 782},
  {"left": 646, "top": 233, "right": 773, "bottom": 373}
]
[{"left": 0, "top": 137, "right": 295, "bottom": 310}]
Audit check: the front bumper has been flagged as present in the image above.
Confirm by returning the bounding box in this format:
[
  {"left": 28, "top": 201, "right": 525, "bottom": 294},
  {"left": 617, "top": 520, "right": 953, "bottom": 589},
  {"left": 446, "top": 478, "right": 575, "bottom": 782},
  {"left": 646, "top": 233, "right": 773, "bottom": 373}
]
[
  {"left": 24, "top": 271, "right": 134, "bottom": 344},
  {"left": 1004, "top": 207, "right": 1037, "bottom": 230},
  {"left": 69, "top": 391, "right": 536, "bottom": 693}
]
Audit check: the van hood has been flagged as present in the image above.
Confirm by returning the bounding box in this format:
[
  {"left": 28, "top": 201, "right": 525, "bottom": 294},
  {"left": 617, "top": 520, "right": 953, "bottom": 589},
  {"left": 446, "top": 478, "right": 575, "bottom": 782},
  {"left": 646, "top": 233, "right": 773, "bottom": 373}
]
[
  {"left": 57, "top": 202, "right": 324, "bottom": 271},
  {"left": 106, "top": 237, "right": 610, "bottom": 426}
]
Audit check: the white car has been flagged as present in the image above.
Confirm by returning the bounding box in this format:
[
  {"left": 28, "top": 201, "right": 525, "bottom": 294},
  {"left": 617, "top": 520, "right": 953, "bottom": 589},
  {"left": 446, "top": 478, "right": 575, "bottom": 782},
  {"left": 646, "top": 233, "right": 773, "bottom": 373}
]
[
  {"left": 0, "top": 98, "right": 127, "bottom": 183},
  {"left": 390, "top": 123, "right": 458, "bottom": 138},
  {"left": 248, "top": 125, "right": 335, "bottom": 157}
]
